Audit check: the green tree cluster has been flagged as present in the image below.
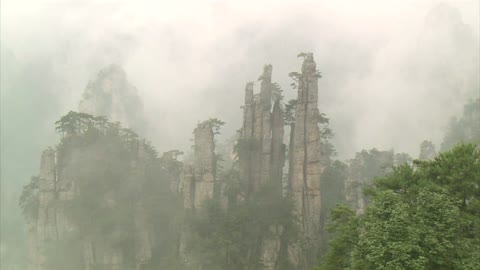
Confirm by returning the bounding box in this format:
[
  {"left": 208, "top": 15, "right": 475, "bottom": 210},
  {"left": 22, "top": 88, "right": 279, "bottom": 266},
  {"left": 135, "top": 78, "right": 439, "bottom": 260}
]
[{"left": 318, "top": 143, "right": 480, "bottom": 270}]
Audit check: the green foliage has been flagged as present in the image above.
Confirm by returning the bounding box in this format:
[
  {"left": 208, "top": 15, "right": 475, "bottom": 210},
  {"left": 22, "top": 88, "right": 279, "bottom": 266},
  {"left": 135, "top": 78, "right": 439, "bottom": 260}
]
[
  {"left": 352, "top": 189, "right": 462, "bottom": 270},
  {"left": 319, "top": 143, "right": 480, "bottom": 270}
]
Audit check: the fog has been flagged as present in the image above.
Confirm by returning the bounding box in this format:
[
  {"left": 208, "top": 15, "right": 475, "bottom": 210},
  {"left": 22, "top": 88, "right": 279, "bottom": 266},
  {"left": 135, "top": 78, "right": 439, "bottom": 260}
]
[{"left": 1, "top": 0, "right": 479, "bottom": 268}]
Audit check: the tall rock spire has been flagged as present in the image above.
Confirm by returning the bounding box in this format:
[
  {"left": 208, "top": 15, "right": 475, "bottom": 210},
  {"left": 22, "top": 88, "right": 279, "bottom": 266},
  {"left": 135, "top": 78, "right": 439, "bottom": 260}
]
[{"left": 290, "top": 53, "right": 323, "bottom": 264}]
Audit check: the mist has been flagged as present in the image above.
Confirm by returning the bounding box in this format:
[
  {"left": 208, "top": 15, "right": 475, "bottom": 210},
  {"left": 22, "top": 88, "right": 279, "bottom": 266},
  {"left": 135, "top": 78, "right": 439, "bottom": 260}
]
[{"left": 1, "top": 0, "right": 479, "bottom": 269}]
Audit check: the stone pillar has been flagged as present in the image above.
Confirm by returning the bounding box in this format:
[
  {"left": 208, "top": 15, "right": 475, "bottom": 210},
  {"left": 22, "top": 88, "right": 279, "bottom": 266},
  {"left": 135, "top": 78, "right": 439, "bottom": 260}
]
[{"left": 290, "top": 53, "right": 323, "bottom": 265}]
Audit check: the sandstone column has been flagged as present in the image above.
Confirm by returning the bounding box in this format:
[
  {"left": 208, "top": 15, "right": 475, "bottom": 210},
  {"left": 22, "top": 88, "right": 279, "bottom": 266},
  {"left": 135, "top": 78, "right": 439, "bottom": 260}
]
[{"left": 291, "top": 53, "right": 323, "bottom": 251}]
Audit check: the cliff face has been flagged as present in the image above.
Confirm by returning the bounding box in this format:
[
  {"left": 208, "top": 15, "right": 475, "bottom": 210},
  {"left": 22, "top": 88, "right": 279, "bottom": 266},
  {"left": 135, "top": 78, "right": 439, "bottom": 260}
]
[
  {"left": 79, "top": 65, "right": 145, "bottom": 134},
  {"left": 290, "top": 53, "right": 323, "bottom": 249}
]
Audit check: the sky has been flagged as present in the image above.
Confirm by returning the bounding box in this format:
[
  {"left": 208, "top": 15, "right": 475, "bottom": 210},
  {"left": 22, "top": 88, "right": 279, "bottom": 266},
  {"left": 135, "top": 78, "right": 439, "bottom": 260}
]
[{"left": 0, "top": 0, "right": 478, "bottom": 268}]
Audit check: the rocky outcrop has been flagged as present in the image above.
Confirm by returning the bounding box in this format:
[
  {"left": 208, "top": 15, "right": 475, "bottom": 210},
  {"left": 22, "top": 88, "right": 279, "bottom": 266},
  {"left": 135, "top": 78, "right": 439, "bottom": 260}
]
[
  {"left": 290, "top": 53, "right": 323, "bottom": 254},
  {"left": 79, "top": 65, "right": 145, "bottom": 134}
]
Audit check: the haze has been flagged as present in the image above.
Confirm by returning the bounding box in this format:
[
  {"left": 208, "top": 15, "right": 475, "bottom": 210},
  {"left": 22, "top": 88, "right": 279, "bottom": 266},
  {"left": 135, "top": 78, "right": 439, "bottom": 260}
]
[{"left": 1, "top": 0, "right": 479, "bottom": 269}]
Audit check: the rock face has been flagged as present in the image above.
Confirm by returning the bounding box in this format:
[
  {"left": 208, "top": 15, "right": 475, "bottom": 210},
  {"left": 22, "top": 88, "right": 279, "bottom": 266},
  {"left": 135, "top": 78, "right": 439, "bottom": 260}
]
[
  {"left": 79, "top": 65, "right": 145, "bottom": 134},
  {"left": 183, "top": 121, "right": 217, "bottom": 209},
  {"left": 290, "top": 53, "right": 323, "bottom": 253}
]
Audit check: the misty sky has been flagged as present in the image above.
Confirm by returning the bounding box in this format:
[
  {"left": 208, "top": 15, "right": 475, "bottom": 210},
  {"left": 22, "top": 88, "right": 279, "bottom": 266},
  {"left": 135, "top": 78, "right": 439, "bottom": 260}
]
[{"left": 1, "top": 0, "right": 479, "bottom": 164}]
